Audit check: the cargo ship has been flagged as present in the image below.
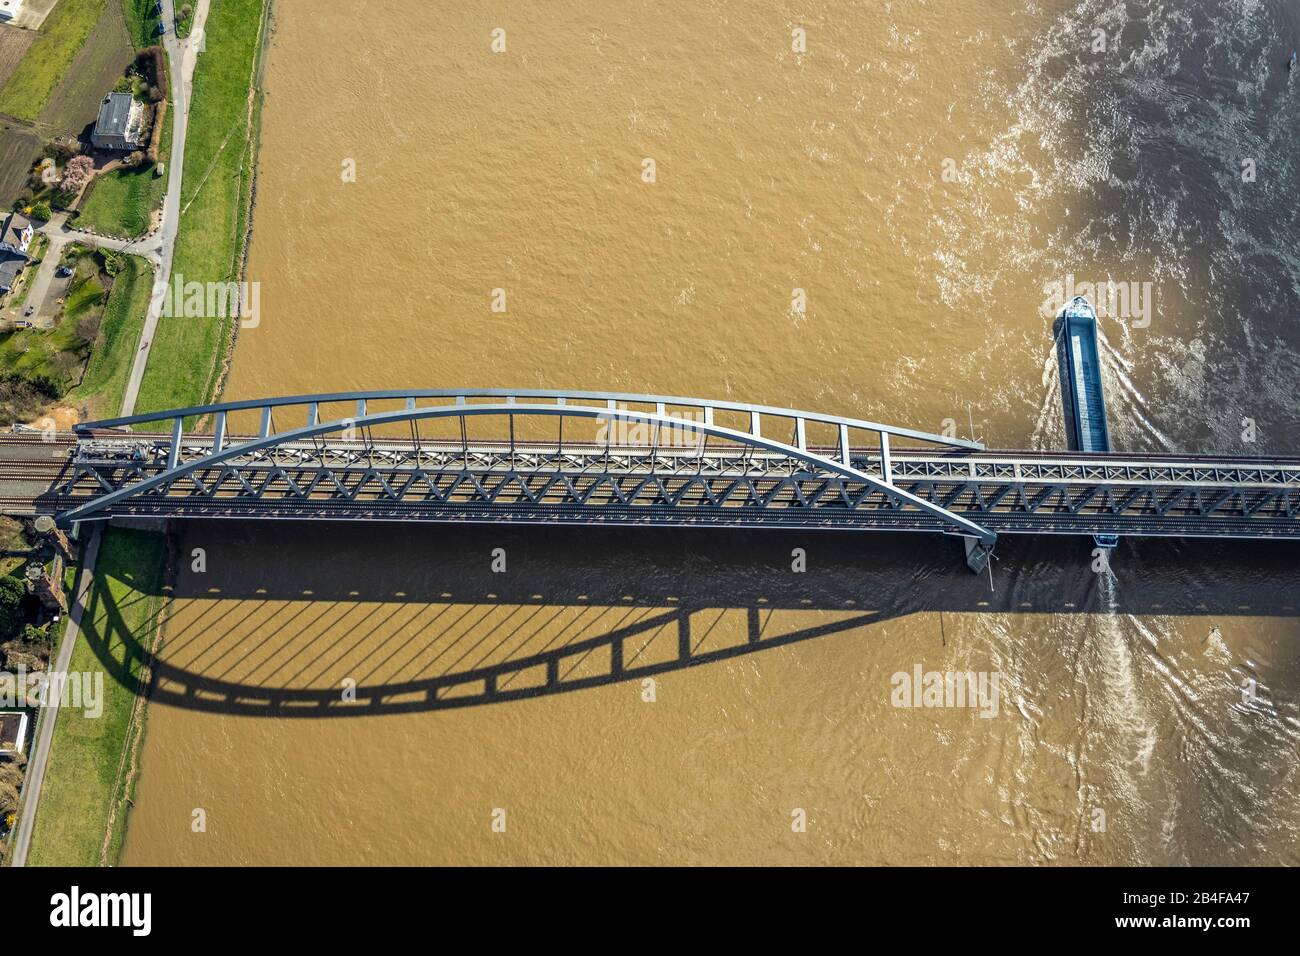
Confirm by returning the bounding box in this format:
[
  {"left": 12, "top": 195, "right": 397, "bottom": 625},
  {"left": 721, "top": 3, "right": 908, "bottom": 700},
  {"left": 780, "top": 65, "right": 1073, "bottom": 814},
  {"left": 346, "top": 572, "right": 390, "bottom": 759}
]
[{"left": 1055, "top": 295, "right": 1119, "bottom": 549}]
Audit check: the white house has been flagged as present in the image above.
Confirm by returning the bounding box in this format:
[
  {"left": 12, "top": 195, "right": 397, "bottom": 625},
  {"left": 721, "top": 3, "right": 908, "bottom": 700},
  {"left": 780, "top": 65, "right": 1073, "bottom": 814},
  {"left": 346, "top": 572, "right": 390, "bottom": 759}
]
[
  {"left": 0, "top": 711, "right": 28, "bottom": 756},
  {"left": 91, "top": 92, "right": 146, "bottom": 151}
]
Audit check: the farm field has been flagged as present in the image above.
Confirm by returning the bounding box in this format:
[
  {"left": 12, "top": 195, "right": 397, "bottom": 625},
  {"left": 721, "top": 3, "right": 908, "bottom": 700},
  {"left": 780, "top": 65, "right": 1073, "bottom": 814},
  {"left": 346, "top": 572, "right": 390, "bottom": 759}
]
[
  {"left": 0, "top": 24, "right": 35, "bottom": 91},
  {"left": 36, "top": 0, "right": 133, "bottom": 137},
  {"left": 0, "top": 0, "right": 109, "bottom": 123},
  {"left": 0, "top": 125, "right": 42, "bottom": 206}
]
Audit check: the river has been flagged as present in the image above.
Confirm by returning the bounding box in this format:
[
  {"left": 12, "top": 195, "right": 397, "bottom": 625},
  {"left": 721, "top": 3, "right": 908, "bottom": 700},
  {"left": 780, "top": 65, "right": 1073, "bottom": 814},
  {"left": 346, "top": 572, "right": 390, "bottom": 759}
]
[{"left": 119, "top": 0, "right": 1300, "bottom": 865}]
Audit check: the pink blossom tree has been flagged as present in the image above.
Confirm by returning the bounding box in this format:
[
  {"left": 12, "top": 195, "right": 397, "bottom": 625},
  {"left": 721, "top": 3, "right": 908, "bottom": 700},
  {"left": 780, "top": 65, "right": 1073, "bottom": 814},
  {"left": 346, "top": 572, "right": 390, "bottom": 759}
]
[{"left": 58, "top": 155, "right": 95, "bottom": 195}]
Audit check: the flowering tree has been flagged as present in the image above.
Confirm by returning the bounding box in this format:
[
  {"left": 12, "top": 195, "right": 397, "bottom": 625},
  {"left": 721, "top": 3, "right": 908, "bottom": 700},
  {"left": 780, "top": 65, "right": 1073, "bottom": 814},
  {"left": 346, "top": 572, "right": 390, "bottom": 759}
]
[{"left": 58, "top": 155, "right": 95, "bottom": 194}]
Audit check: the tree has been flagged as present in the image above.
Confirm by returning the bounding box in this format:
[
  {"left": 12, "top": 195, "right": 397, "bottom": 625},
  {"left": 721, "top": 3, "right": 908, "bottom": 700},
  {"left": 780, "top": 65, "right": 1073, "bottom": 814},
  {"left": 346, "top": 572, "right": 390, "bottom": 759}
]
[
  {"left": 58, "top": 155, "right": 95, "bottom": 195},
  {"left": 124, "top": 151, "right": 146, "bottom": 169},
  {"left": 0, "top": 575, "right": 26, "bottom": 642},
  {"left": 30, "top": 200, "right": 52, "bottom": 222},
  {"left": 99, "top": 249, "right": 125, "bottom": 275}
]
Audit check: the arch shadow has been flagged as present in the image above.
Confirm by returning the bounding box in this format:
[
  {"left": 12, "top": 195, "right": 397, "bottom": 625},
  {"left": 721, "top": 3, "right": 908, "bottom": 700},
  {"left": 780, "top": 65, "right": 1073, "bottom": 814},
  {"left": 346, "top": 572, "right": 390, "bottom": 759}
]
[{"left": 75, "top": 521, "right": 1300, "bottom": 719}]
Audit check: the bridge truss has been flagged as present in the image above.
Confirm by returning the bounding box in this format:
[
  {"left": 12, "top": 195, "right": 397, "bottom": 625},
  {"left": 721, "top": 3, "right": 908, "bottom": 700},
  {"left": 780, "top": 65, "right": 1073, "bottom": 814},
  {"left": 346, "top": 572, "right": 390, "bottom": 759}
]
[{"left": 46, "top": 390, "right": 1300, "bottom": 567}]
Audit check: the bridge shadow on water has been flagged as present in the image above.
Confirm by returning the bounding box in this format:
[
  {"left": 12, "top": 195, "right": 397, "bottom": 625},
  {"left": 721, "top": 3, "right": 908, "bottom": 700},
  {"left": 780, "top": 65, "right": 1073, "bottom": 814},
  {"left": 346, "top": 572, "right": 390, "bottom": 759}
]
[{"left": 77, "top": 521, "right": 1300, "bottom": 718}]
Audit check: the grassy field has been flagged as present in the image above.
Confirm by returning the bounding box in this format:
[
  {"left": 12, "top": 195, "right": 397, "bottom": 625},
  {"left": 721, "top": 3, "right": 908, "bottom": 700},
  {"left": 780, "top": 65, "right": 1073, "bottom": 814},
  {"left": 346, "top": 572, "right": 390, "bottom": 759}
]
[
  {"left": 0, "top": 262, "right": 101, "bottom": 391},
  {"left": 68, "top": 254, "right": 154, "bottom": 418},
  {"left": 25, "top": 528, "right": 167, "bottom": 867},
  {"left": 136, "top": 0, "right": 268, "bottom": 415},
  {"left": 0, "top": 0, "right": 108, "bottom": 123},
  {"left": 74, "top": 165, "right": 160, "bottom": 237}
]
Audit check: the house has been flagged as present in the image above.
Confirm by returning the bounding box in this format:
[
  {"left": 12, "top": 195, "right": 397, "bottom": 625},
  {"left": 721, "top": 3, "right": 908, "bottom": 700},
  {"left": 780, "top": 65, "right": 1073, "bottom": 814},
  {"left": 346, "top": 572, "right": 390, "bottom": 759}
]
[
  {"left": 90, "top": 92, "right": 145, "bottom": 151},
  {"left": 0, "top": 255, "right": 26, "bottom": 300},
  {"left": 0, "top": 213, "right": 31, "bottom": 302},
  {"left": 0, "top": 212, "right": 31, "bottom": 255},
  {"left": 0, "top": 711, "right": 28, "bottom": 756},
  {"left": 0, "top": 1, "right": 23, "bottom": 24}
]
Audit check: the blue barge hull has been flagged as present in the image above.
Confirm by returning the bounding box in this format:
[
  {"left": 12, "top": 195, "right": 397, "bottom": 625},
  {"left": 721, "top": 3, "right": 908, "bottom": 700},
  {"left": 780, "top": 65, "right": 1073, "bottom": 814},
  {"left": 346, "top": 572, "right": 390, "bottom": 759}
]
[{"left": 1056, "top": 296, "right": 1118, "bottom": 549}]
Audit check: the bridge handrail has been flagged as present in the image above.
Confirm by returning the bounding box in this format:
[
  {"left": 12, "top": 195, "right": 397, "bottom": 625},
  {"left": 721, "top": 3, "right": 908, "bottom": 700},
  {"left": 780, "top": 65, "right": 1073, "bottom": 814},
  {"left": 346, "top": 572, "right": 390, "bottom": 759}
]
[{"left": 75, "top": 388, "right": 983, "bottom": 451}]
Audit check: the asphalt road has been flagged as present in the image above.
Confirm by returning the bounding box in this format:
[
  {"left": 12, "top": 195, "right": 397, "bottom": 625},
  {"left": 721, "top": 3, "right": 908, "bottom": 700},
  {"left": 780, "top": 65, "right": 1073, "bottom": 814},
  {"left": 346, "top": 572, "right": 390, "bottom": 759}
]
[
  {"left": 119, "top": 0, "right": 212, "bottom": 418},
  {"left": 9, "top": 525, "right": 102, "bottom": 867}
]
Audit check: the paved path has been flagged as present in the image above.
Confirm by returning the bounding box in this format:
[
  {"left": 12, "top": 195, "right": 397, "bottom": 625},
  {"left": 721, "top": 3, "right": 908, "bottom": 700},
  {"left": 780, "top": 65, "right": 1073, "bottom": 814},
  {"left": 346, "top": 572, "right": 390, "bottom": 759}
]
[
  {"left": 14, "top": 232, "right": 65, "bottom": 322},
  {"left": 27, "top": 209, "right": 165, "bottom": 309},
  {"left": 39, "top": 209, "right": 165, "bottom": 259},
  {"left": 119, "top": 0, "right": 212, "bottom": 418},
  {"left": 10, "top": 525, "right": 102, "bottom": 868}
]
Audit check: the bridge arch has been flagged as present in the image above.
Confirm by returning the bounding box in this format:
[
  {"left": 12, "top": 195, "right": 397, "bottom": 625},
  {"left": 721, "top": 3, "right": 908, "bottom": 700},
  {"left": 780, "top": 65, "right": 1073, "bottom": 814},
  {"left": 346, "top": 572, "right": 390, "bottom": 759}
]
[{"left": 65, "top": 390, "right": 997, "bottom": 547}]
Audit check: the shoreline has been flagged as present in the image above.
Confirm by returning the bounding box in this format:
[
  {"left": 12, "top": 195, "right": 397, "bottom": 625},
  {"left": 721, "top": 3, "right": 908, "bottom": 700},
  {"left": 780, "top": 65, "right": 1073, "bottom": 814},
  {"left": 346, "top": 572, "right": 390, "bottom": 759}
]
[
  {"left": 106, "top": 0, "right": 277, "bottom": 863},
  {"left": 207, "top": 0, "right": 273, "bottom": 412}
]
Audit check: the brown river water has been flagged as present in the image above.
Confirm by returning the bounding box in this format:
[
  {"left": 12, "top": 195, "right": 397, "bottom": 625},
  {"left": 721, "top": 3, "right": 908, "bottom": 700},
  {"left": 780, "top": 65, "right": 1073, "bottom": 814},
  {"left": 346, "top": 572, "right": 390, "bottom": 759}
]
[{"left": 120, "top": 0, "right": 1300, "bottom": 864}]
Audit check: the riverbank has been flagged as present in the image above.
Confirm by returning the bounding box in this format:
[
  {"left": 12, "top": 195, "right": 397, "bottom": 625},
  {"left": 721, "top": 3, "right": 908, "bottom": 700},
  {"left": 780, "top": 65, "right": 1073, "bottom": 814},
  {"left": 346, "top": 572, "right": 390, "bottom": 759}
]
[{"left": 133, "top": 0, "right": 270, "bottom": 415}]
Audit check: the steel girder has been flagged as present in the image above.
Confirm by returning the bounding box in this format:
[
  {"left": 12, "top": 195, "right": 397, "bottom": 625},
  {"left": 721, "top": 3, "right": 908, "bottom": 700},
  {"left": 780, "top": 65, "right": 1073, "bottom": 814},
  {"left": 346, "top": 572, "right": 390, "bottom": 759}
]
[{"left": 54, "top": 443, "right": 1300, "bottom": 538}]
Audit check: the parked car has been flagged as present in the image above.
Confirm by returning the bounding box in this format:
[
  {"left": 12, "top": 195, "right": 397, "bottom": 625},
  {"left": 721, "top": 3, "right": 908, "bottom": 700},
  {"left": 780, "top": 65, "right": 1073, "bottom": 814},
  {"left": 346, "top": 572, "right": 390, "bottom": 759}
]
[
  {"left": 23, "top": 306, "right": 34, "bottom": 317},
  {"left": 14, "top": 320, "right": 31, "bottom": 329},
  {"left": 56, "top": 266, "right": 73, "bottom": 278}
]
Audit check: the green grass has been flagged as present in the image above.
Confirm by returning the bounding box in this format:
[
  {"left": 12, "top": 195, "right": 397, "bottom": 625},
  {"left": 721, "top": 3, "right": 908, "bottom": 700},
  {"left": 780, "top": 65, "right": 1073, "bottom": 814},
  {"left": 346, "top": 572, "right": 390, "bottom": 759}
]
[
  {"left": 0, "top": 250, "right": 149, "bottom": 422},
  {"left": 122, "top": 0, "right": 163, "bottom": 50},
  {"left": 64, "top": 274, "right": 107, "bottom": 320},
  {"left": 0, "top": 260, "right": 98, "bottom": 389},
  {"left": 26, "top": 528, "right": 167, "bottom": 867},
  {"left": 74, "top": 167, "right": 159, "bottom": 238},
  {"left": 69, "top": 255, "right": 154, "bottom": 418},
  {"left": 0, "top": 0, "right": 109, "bottom": 122},
  {"left": 136, "top": 0, "right": 268, "bottom": 415}
]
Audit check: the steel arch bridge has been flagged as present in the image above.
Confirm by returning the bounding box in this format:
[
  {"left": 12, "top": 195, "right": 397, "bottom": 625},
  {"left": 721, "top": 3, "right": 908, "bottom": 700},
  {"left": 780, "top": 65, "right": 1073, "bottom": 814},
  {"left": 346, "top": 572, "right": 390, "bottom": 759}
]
[{"left": 31, "top": 388, "right": 1300, "bottom": 571}]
